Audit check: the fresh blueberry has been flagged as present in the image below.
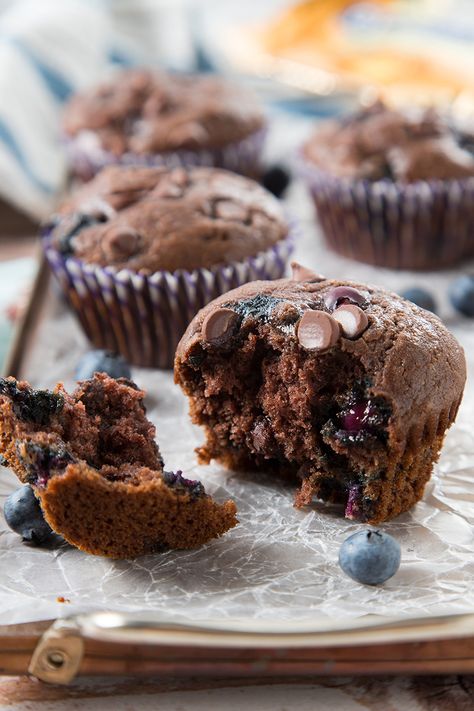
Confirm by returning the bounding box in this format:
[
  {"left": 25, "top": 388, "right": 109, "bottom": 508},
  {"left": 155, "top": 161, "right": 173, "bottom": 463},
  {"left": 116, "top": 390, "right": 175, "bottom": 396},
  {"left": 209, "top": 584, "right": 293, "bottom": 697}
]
[
  {"left": 261, "top": 165, "right": 291, "bottom": 199},
  {"left": 448, "top": 275, "right": 474, "bottom": 317},
  {"left": 75, "top": 350, "right": 131, "bottom": 380},
  {"left": 3, "top": 485, "right": 53, "bottom": 544},
  {"left": 338, "top": 529, "right": 401, "bottom": 585},
  {"left": 400, "top": 287, "right": 437, "bottom": 313}
]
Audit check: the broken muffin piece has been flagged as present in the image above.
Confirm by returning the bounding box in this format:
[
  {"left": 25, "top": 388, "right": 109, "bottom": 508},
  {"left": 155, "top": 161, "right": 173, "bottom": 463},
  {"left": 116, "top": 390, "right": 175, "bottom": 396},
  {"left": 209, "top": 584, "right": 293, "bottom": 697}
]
[
  {"left": 0, "top": 374, "right": 237, "bottom": 558},
  {"left": 175, "top": 264, "right": 466, "bottom": 524}
]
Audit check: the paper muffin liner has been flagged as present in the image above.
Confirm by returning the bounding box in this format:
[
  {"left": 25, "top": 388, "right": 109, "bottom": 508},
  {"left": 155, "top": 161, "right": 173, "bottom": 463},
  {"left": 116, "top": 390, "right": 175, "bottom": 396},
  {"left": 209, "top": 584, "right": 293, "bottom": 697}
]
[
  {"left": 64, "top": 127, "right": 267, "bottom": 183},
  {"left": 42, "top": 232, "right": 294, "bottom": 369},
  {"left": 298, "top": 156, "right": 474, "bottom": 270}
]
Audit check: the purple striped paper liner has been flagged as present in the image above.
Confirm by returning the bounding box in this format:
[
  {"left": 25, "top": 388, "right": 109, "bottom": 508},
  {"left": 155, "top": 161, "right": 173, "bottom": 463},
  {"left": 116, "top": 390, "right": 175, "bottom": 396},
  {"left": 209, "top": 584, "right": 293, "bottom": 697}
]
[
  {"left": 64, "top": 127, "right": 267, "bottom": 182},
  {"left": 43, "top": 232, "right": 295, "bottom": 369},
  {"left": 298, "top": 154, "right": 474, "bottom": 270}
]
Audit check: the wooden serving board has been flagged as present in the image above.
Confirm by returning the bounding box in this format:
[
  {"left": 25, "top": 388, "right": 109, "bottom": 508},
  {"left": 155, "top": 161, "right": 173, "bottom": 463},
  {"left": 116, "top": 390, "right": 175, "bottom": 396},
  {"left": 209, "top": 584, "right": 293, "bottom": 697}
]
[{"left": 2, "top": 256, "right": 474, "bottom": 684}]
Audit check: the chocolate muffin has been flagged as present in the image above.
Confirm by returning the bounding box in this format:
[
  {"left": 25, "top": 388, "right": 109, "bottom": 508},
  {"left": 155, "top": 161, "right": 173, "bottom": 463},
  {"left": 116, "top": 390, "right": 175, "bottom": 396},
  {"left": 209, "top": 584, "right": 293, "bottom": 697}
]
[
  {"left": 42, "top": 165, "right": 293, "bottom": 368},
  {"left": 300, "top": 102, "right": 474, "bottom": 269},
  {"left": 0, "top": 374, "right": 237, "bottom": 558},
  {"left": 175, "top": 263, "right": 466, "bottom": 524},
  {"left": 63, "top": 69, "right": 266, "bottom": 181}
]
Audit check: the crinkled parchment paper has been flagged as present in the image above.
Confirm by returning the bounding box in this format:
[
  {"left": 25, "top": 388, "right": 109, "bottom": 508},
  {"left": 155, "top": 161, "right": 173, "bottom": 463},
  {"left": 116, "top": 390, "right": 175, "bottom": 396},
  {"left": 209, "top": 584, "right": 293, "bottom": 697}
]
[{"left": 1, "top": 169, "right": 473, "bottom": 629}]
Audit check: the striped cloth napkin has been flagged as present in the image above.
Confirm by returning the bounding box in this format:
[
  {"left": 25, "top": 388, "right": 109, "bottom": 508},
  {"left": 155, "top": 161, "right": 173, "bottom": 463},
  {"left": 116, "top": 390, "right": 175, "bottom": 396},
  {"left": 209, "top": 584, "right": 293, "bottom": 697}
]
[{"left": 0, "top": 0, "right": 149, "bottom": 221}]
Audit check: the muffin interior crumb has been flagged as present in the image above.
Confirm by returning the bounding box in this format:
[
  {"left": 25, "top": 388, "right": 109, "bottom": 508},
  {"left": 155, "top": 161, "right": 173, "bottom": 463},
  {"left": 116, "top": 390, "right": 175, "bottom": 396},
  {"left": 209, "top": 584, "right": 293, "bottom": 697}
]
[
  {"left": 178, "top": 311, "right": 392, "bottom": 521},
  {"left": 0, "top": 374, "right": 162, "bottom": 488}
]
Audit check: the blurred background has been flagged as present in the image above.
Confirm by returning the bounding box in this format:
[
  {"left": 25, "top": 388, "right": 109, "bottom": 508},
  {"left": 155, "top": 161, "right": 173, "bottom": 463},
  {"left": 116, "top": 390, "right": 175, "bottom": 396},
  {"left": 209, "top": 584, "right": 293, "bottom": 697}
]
[{"left": 0, "top": 0, "right": 473, "bottom": 366}]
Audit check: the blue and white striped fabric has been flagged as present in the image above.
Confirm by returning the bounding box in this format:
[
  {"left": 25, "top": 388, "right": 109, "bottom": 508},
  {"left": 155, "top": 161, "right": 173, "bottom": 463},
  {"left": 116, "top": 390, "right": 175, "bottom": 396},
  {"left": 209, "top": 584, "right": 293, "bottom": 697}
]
[{"left": 0, "top": 0, "right": 142, "bottom": 220}]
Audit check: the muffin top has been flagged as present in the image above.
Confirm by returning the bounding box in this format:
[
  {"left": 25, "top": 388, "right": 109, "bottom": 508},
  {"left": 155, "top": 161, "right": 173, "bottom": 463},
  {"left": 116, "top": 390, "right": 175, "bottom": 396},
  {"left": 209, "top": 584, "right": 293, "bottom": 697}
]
[
  {"left": 63, "top": 69, "right": 265, "bottom": 155},
  {"left": 303, "top": 102, "right": 474, "bottom": 182},
  {"left": 47, "top": 165, "right": 288, "bottom": 273},
  {"left": 176, "top": 264, "right": 466, "bottom": 433}
]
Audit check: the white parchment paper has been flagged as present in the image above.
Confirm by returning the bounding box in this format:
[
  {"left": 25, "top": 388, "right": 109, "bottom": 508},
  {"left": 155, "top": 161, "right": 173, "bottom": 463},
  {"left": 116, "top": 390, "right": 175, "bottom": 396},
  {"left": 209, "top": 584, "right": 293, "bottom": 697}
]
[{"left": 1, "top": 161, "right": 473, "bottom": 629}]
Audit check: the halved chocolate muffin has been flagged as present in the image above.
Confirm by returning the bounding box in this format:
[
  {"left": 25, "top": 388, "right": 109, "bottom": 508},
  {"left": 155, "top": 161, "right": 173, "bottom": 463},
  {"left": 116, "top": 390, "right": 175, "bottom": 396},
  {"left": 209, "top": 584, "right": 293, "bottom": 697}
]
[
  {"left": 0, "top": 374, "right": 237, "bottom": 558},
  {"left": 175, "top": 264, "right": 466, "bottom": 523}
]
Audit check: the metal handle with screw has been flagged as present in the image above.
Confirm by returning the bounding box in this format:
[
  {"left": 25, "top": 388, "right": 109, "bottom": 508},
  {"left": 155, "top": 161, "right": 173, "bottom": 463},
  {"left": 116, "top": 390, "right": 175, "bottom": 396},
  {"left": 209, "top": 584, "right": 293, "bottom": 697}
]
[
  {"left": 26, "top": 610, "right": 474, "bottom": 684},
  {"left": 28, "top": 619, "right": 84, "bottom": 684}
]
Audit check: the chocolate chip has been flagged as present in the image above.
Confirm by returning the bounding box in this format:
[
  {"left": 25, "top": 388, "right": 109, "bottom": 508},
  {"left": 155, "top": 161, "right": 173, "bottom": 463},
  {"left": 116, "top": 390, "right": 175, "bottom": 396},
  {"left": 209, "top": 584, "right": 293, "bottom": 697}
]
[
  {"left": 202, "top": 308, "right": 240, "bottom": 345},
  {"left": 251, "top": 418, "right": 274, "bottom": 453},
  {"left": 187, "top": 351, "right": 204, "bottom": 368},
  {"left": 291, "top": 262, "right": 325, "bottom": 283},
  {"left": 333, "top": 304, "right": 369, "bottom": 339},
  {"left": 297, "top": 311, "right": 340, "bottom": 350},
  {"left": 214, "top": 200, "right": 248, "bottom": 222},
  {"left": 105, "top": 226, "right": 140, "bottom": 257},
  {"left": 170, "top": 168, "right": 189, "bottom": 187},
  {"left": 154, "top": 180, "right": 184, "bottom": 199},
  {"left": 324, "top": 286, "right": 368, "bottom": 311}
]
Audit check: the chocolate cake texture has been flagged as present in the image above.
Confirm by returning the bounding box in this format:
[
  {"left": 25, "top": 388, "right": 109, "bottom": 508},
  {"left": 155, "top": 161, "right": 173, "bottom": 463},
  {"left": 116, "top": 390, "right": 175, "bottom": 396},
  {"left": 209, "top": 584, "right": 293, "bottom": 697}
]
[
  {"left": 175, "top": 264, "right": 466, "bottom": 524},
  {"left": 0, "top": 374, "right": 237, "bottom": 558},
  {"left": 63, "top": 68, "right": 264, "bottom": 155},
  {"left": 48, "top": 164, "right": 288, "bottom": 273},
  {"left": 303, "top": 101, "right": 474, "bottom": 182},
  {"left": 300, "top": 102, "right": 474, "bottom": 270}
]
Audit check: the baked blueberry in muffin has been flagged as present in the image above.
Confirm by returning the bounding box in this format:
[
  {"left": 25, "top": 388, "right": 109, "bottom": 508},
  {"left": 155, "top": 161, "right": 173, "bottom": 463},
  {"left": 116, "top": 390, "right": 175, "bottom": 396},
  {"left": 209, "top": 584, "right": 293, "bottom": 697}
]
[
  {"left": 0, "top": 374, "right": 237, "bottom": 558},
  {"left": 175, "top": 263, "right": 466, "bottom": 523}
]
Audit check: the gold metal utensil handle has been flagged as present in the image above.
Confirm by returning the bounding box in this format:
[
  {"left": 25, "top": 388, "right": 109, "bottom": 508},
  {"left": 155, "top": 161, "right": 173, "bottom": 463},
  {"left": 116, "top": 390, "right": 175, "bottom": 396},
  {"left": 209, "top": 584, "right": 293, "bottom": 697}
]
[
  {"left": 24, "top": 611, "right": 474, "bottom": 684},
  {"left": 28, "top": 619, "right": 84, "bottom": 684}
]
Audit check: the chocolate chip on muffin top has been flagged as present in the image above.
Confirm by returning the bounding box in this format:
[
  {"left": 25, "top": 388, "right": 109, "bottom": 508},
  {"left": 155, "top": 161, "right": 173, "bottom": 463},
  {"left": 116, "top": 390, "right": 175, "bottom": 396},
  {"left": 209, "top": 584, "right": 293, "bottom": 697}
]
[
  {"left": 303, "top": 101, "right": 474, "bottom": 182},
  {"left": 48, "top": 165, "right": 288, "bottom": 273},
  {"left": 63, "top": 69, "right": 265, "bottom": 155}
]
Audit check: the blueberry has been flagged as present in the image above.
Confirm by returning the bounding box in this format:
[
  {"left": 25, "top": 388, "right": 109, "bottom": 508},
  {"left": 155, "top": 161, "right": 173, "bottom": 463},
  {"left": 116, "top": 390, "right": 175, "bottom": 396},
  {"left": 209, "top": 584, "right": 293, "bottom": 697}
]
[
  {"left": 261, "top": 165, "right": 291, "bottom": 199},
  {"left": 16, "top": 441, "right": 74, "bottom": 488},
  {"left": 162, "top": 470, "right": 205, "bottom": 500},
  {"left": 231, "top": 294, "right": 282, "bottom": 323},
  {"left": 338, "top": 529, "right": 401, "bottom": 585},
  {"left": 448, "top": 275, "right": 474, "bottom": 317},
  {"left": 0, "top": 379, "right": 63, "bottom": 426},
  {"left": 52, "top": 212, "right": 105, "bottom": 256},
  {"left": 3, "top": 485, "right": 53, "bottom": 544},
  {"left": 75, "top": 350, "right": 131, "bottom": 380},
  {"left": 400, "top": 287, "right": 437, "bottom": 313}
]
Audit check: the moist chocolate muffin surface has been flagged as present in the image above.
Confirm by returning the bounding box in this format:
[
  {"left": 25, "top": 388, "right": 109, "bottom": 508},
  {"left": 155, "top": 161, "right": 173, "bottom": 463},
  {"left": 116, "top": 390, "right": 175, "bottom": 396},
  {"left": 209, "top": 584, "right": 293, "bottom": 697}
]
[
  {"left": 303, "top": 102, "right": 474, "bottom": 182},
  {"left": 48, "top": 165, "right": 288, "bottom": 273},
  {"left": 63, "top": 69, "right": 265, "bottom": 155},
  {"left": 0, "top": 373, "right": 237, "bottom": 558},
  {"left": 175, "top": 265, "right": 466, "bottom": 524}
]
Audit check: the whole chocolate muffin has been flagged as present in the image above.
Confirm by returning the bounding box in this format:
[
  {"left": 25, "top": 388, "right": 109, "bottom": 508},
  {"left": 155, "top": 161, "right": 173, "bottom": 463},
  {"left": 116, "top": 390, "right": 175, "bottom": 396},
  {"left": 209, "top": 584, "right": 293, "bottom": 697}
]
[
  {"left": 43, "top": 165, "right": 293, "bottom": 367},
  {"left": 175, "top": 263, "right": 466, "bottom": 524},
  {"left": 300, "top": 102, "right": 474, "bottom": 269},
  {"left": 63, "top": 69, "right": 266, "bottom": 180},
  {"left": 0, "top": 374, "right": 237, "bottom": 558}
]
